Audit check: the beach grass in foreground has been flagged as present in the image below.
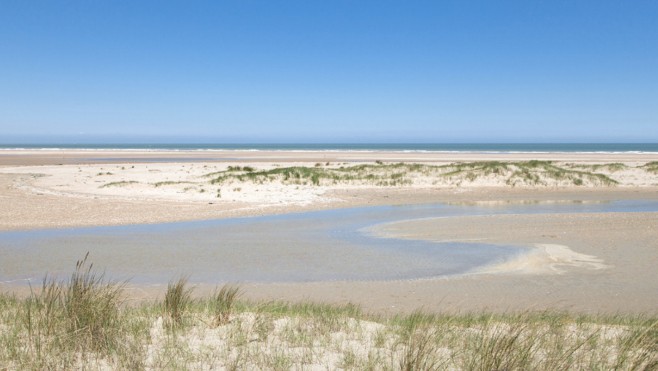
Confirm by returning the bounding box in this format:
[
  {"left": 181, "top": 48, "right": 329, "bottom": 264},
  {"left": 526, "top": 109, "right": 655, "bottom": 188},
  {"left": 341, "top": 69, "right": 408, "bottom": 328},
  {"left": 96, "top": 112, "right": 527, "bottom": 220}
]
[{"left": 0, "top": 259, "right": 656, "bottom": 370}]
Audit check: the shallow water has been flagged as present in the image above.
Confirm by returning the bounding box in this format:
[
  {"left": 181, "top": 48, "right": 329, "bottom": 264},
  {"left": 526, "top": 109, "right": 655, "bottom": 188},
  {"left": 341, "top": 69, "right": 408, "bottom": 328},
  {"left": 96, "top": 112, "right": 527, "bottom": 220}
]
[{"left": 1, "top": 200, "right": 657, "bottom": 285}]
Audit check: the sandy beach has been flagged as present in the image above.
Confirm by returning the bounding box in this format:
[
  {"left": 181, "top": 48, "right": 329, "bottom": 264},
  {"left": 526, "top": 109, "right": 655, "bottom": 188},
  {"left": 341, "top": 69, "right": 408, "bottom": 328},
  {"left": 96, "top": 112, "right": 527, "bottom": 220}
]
[
  {"left": 1, "top": 150, "right": 657, "bottom": 314},
  {"left": 5, "top": 5, "right": 657, "bottom": 367}
]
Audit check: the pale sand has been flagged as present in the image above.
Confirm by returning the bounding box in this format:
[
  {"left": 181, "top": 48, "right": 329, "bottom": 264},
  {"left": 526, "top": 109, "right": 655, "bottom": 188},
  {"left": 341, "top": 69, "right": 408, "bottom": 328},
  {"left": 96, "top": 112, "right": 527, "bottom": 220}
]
[
  {"left": 1, "top": 149, "right": 657, "bottom": 230},
  {"left": 1, "top": 150, "right": 657, "bottom": 313},
  {"left": 2, "top": 148, "right": 658, "bottom": 165},
  {"left": 237, "top": 212, "right": 658, "bottom": 314}
]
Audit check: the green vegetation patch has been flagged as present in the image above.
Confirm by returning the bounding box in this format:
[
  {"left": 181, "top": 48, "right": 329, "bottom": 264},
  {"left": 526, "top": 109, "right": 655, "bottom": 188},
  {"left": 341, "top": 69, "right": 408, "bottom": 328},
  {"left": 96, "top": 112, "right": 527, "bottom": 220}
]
[
  {"left": 153, "top": 180, "right": 195, "bottom": 187},
  {"left": 440, "top": 160, "right": 618, "bottom": 186},
  {"left": 567, "top": 163, "right": 628, "bottom": 172},
  {"left": 642, "top": 161, "right": 658, "bottom": 173},
  {"left": 202, "top": 165, "right": 257, "bottom": 178},
  {"left": 0, "top": 257, "right": 656, "bottom": 370},
  {"left": 99, "top": 180, "right": 138, "bottom": 188},
  {"left": 207, "top": 163, "right": 430, "bottom": 187},
  {"left": 227, "top": 165, "right": 256, "bottom": 172},
  {"left": 202, "top": 161, "right": 617, "bottom": 187}
]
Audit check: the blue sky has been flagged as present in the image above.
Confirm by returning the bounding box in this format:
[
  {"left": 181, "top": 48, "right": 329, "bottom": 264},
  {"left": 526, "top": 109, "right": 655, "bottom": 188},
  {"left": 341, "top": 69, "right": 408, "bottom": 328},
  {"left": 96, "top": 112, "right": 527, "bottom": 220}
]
[{"left": 1, "top": 1, "right": 656, "bottom": 143}]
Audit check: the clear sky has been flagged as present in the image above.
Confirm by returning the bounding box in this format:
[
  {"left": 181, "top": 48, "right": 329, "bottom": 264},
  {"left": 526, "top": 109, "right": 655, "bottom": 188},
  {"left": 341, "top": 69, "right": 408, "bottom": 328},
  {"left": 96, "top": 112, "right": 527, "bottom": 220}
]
[{"left": 1, "top": 1, "right": 656, "bottom": 143}]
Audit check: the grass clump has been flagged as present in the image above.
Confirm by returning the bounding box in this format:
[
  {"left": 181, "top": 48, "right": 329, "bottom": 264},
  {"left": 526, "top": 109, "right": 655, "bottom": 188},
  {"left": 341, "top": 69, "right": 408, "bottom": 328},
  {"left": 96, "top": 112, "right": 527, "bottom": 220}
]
[
  {"left": 153, "top": 180, "right": 194, "bottom": 187},
  {"left": 396, "top": 311, "right": 448, "bottom": 370},
  {"left": 99, "top": 180, "right": 138, "bottom": 188},
  {"left": 228, "top": 165, "right": 256, "bottom": 172},
  {"left": 210, "top": 284, "right": 241, "bottom": 326},
  {"left": 63, "top": 253, "right": 124, "bottom": 351},
  {"left": 643, "top": 161, "right": 658, "bottom": 173},
  {"left": 7, "top": 253, "right": 137, "bottom": 369},
  {"left": 459, "top": 317, "right": 539, "bottom": 370},
  {"left": 164, "top": 277, "right": 194, "bottom": 328},
  {"left": 399, "top": 328, "right": 444, "bottom": 371}
]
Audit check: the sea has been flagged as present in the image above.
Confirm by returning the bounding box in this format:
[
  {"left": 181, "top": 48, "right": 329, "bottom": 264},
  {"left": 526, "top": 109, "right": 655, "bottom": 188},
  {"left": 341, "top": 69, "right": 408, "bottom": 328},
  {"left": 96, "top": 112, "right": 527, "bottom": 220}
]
[{"left": 1, "top": 143, "right": 657, "bottom": 153}]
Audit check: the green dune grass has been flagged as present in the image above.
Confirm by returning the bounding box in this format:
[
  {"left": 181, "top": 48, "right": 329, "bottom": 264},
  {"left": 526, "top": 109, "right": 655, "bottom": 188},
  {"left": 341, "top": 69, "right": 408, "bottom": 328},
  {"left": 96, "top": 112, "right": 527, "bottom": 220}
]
[
  {"left": 0, "top": 258, "right": 655, "bottom": 370},
  {"left": 203, "top": 161, "right": 618, "bottom": 187}
]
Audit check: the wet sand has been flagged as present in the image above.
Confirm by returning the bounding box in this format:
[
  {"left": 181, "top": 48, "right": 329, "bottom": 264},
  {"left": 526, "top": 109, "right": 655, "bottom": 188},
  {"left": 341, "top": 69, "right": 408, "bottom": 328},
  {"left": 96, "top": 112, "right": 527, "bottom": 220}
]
[
  {"left": 1, "top": 150, "right": 657, "bottom": 314},
  {"left": 128, "top": 210, "right": 656, "bottom": 315},
  {"left": 2, "top": 148, "right": 658, "bottom": 166}
]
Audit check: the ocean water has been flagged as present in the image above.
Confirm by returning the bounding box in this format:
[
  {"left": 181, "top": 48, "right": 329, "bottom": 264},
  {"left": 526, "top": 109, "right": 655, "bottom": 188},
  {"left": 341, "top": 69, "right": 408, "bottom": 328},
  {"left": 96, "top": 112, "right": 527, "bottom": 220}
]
[{"left": 1, "top": 143, "right": 657, "bottom": 153}]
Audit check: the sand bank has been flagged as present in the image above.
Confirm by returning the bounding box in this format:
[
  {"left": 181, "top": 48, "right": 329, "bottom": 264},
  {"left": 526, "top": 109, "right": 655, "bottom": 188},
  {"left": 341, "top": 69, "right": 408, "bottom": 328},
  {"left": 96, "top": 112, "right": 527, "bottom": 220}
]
[
  {"left": 1, "top": 150, "right": 657, "bottom": 314},
  {"left": 237, "top": 212, "right": 658, "bottom": 314},
  {"left": 1, "top": 149, "right": 657, "bottom": 231}
]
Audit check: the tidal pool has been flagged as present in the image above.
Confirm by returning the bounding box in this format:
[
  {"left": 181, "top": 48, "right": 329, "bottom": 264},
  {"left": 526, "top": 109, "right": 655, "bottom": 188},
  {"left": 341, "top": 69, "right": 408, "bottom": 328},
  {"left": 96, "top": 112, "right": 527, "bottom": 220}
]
[{"left": 1, "top": 200, "right": 657, "bottom": 285}]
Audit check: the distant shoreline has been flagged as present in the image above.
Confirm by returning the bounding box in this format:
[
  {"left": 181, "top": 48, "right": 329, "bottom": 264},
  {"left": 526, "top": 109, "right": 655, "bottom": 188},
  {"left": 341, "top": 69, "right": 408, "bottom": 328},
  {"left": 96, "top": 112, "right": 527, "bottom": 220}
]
[{"left": 1, "top": 142, "right": 657, "bottom": 153}]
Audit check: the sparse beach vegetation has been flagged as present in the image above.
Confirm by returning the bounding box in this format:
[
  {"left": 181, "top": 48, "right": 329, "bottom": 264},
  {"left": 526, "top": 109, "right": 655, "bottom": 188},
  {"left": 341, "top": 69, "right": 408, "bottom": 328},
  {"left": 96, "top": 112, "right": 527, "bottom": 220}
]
[
  {"left": 210, "top": 285, "right": 241, "bottom": 326},
  {"left": 201, "top": 166, "right": 256, "bottom": 178},
  {"left": 643, "top": 161, "right": 658, "bottom": 173},
  {"left": 163, "top": 277, "right": 193, "bottom": 328},
  {"left": 228, "top": 165, "right": 256, "bottom": 172},
  {"left": 566, "top": 163, "right": 628, "bottom": 172},
  {"left": 203, "top": 161, "right": 617, "bottom": 188},
  {"left": 441, "top": 160, "right": 619, "bottom": 187},
  {"left": 0, "top": 260, "right": 655, "bottom": 370},
  {"left": 99, "top": 180, "right": 138, "bottom": 188},
  {"left": 92, "top": 161, "right": 620, "bottom": 196},
  {"left": 153, "top": 180, "right": 194, "bottom": 187}
]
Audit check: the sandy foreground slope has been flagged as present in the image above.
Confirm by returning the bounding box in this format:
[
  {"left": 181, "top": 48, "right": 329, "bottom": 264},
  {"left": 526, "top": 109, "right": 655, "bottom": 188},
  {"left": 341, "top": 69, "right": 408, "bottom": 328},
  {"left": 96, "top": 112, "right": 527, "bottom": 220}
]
[{"left": 1, "top": 150, "right": 657, "bottom": 313}]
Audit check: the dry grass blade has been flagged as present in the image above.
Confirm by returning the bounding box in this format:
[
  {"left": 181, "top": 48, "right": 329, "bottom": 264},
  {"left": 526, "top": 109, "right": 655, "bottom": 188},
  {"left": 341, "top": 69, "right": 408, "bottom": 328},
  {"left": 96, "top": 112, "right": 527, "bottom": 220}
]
[
  {"left": 462, "top": 316, "right": 537, "bottom": 371},
  {"left": 211, "top": 284, "right": 242, "bottom": 326},
  {"left": 613, "top": 319, "right": 658, "bottom": 370},
  {"left": 164, "top": 276, "right": 193, "bottom": 327},
  {"left": 399, "top": 328, "right": 444, "bottom": 371}
]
